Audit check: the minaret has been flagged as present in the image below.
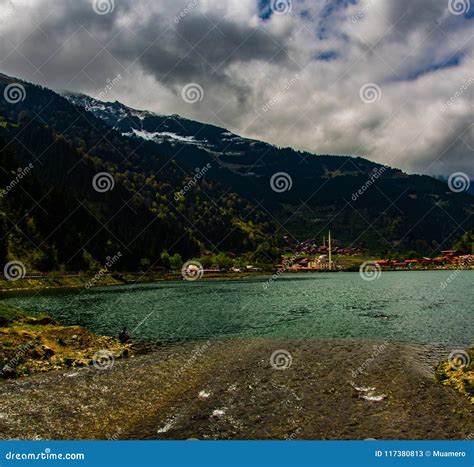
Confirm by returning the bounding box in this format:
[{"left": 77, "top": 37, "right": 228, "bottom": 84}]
[
  {"left": 328, "top": 230, "right": 332, "bottom": 270},
  {"left": 323, "top": 235, "right": 326, "bottom": 248}
]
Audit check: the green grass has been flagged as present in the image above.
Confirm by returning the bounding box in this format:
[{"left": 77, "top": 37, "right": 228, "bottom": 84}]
[
  {"left": 333, "top": 255, "right": 371, "bottom": 265},
  {"left": 0, "top": 119, "right": 19, "bottom": 128},
  {"left": 0, "top": 303, "right": 26, "bottom": 326}
]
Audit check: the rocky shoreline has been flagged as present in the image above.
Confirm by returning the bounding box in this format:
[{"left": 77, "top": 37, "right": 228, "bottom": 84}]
[{"left": 0, "top": 304, "right": 130, "bottom": 379}]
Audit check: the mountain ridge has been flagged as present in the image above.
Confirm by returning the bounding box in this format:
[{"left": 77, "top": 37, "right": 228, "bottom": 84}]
[{"left": 0, "top": 71, "right": 473, "bottom": 273}]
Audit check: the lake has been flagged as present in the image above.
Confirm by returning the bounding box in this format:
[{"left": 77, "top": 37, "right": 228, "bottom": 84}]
[{"left": 1, "top": 271, "right": 472, "bottom": 346}]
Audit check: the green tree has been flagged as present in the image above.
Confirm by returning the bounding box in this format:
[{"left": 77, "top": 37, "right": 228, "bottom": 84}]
[
  {"left": 160, "top": 250, "right": 170, "bottom": 269},
  {"left": 406, "top": 251, "right": 419, "bottom": 260},
  {"left": 199, "top": 255, "right": 213, "bottom": 269},
  {"left": 32, "top": 249, "right": 58, "bottom": 271},
  {"left": 252, "top": 242, "right": 280, "bottom": 263},
  {"left": 212, "top": 252, "right": 233, "bottom": 270},
  {"left": 82, "top": 250, "right": 100, "bottom": 272},
  {"left": 169, "top": 253, "right": 183, "bottom": 270},
  {"left": 453, "top": 231, "right": 474, "bottom": 254}
]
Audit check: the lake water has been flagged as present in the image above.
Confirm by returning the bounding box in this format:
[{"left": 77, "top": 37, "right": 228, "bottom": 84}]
[{"left": 1, "top": 271, "right": 472, "bottom": 346}]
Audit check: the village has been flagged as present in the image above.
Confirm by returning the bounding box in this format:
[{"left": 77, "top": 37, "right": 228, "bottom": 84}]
[{"left": 281, "top": 232, "right": 474, "bottom": 272}]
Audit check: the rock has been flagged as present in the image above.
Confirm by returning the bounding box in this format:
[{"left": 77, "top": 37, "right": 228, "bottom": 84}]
[
  {"left": 0, "top": 365, "right": 16, "bottom": 378},
  {"left": 41, "top": 346, "right": 55, "bottom": 358},
  {"left": 22, "top": 316, "right": 57, "bottom": 326}
]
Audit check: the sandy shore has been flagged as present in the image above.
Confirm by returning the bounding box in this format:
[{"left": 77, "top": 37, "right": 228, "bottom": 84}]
[{"left": 0, "top": 339, "right": 472, "bottom": 440}]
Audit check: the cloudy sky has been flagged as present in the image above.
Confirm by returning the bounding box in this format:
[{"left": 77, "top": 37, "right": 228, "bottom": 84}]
[{"left": 0, "top": 0, "right": 472, "bottom": 177}]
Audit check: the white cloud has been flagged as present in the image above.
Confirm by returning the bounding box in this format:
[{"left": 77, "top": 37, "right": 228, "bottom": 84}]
[{"left": 0, "top": 0, "right": 471, "bottom": 177}]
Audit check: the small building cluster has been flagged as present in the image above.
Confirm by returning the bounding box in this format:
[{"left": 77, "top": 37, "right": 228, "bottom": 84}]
[
  {"left": 374, "top": 251, "right": 474, "bottom": 270},
  {"left": 294, "top": 237, "right": 362, "bottom": 257}
]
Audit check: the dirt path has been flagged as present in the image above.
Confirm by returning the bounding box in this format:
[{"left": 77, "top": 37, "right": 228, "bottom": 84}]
[{"left": 0, "top": 340, "right": 472, "bottom": 440}]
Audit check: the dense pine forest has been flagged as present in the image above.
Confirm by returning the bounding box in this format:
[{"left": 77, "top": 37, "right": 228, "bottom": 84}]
[{"left": 1, "top": 72, "right": 473, "bottom": 273}]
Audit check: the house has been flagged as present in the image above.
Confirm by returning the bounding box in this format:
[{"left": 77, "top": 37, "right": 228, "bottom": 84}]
[
  {"left": 204, "top": 268, "right": 221, "bottom": 273},
  {"left": 441, "top": 250, "right": 457, "bottom": 257}
]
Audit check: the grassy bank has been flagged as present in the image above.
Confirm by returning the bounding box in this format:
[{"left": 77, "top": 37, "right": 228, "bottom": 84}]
[
  {"left": 0, "top": 303, "right": 130, "bottom": 379},
  {"left": 0, "top": 273, "right": 155, "bottom": 292},
  {"left": 436, "top": 349, "right": 474, "bottom": 404}
]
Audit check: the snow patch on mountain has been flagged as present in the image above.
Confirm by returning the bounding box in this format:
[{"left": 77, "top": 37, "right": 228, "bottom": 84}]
[{"left": 124, "top": 129, "right": 204, "bottom": 145}]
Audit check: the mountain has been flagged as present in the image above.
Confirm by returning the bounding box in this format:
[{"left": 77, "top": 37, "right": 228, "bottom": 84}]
[
  {"left": 0, "top": 72, "right": 473, "bottom": 273},
  {"left": 65, "top": 91, "right": 474, "bottom": 254},
  {"left": 0, "top": 74, "right": 278, "bottom": 272}
]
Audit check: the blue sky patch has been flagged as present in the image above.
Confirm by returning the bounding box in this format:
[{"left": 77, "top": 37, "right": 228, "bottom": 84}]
[
  {"left": 315, "top": 50, "right": 339, "bottom": 61},
  {"left": 399, "top": 53, "right": 464, "bottom": 81}
]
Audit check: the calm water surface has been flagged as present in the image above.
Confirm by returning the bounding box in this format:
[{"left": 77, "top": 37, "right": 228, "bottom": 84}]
[{"left": 1, "top": 271, "right": 472, "bottom": 346}]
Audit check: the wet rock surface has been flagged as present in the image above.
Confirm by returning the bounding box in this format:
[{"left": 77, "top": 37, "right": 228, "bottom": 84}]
[{"left": 0, "top": 340, "right": 472, "bottom": 440}]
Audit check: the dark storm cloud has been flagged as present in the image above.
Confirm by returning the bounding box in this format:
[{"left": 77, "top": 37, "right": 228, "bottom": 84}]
[
  {"left": 0, "top": 0, "right": 291, "bottom": 107},
  {"left": 106, "top": 8, "right": 290, "bottom": 104},
  {"left": 0, "top": 0, "right": 472, "bottom": 178}
]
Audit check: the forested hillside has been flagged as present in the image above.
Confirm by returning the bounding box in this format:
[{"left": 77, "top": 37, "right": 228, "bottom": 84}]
[{"left": 0, "top": 72, "right": 473, "bottom": 273}]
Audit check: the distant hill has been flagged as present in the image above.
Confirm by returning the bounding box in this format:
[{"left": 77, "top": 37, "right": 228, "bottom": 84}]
[
  {"left": 435, "top": 175, "right": 474, "bottom": 196},
  {"left": 0, "top": 72, "right": 473, "bottom": 272}
]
